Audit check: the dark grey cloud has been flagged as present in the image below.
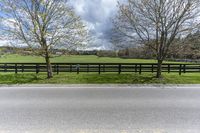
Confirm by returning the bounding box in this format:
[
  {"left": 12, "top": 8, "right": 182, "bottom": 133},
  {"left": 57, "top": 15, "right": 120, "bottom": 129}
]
[{"left": 70, "top": 0, "right": 122, "bottom": 49}]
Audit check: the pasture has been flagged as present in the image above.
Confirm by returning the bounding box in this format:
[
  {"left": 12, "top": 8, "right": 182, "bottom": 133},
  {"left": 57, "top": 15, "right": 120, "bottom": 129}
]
[
  {"left": 0, "top": 54, "right": 199, "bottom": 84},
  {"left": 0, "top": 54, "right": 158, "bottom": 63}
]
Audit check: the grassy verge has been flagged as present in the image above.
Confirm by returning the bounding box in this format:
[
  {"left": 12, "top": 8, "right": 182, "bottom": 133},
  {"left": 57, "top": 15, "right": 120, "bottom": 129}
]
[{"left": 0, "top": 72, "right": 200, "bottom": 84}]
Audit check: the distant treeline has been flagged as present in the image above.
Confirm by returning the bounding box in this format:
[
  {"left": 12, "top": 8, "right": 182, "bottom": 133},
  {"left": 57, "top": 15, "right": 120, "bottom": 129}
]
[
  {"left": 1, "top": 30, "right": 200, "bottom": 62},
  {"left": 0, "top": 44, "right": 200, "bottom": 61}
]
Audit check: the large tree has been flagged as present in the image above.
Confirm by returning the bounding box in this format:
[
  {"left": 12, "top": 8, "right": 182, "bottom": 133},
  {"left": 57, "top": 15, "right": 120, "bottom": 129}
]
[
  {"left": 112, "top": 0, "right": 200, "bottom": 78},
  {"left": 0, "top": 0, "right": 88, "bottom": 78}
]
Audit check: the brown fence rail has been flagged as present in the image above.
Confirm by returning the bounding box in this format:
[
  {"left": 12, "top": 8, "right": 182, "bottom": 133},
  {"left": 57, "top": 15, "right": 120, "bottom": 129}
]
[{"left": 0, "top": 63, "right": 200, "bottom": 75}]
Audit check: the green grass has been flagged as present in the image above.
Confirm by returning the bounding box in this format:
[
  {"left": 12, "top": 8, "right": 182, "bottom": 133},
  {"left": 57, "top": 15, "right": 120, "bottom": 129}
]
[
  {"left": 0, "top": 72, "right": 200, "bottom": 84},
  {"left": 0, "top": 54, "right": 187, "bottom": 64},
  {"left": 0, "top": 54, "right": 196, "bottom": 84},
  {"left": 0, "top": 54, "right": 160, "bottom": 63}
]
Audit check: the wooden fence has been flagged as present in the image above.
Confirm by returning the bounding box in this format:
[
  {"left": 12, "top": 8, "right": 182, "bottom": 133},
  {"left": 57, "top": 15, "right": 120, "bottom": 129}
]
[{"left": 0, "top": 63, "right": 200, "bottom": 75}]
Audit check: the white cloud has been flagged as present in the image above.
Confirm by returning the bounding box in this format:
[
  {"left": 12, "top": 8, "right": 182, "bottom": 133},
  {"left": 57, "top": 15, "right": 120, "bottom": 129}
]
[
  {"left": 69, "top": 0, "right": 121, "bottom": 49},
  {"left": 0, "top": 0, "right": 124, "bottom": 49}
]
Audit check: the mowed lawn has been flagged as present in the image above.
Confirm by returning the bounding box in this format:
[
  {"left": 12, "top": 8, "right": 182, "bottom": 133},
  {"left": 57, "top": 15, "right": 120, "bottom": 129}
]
[
  {"left": 0, "top": 54, "right": 158, "bottom": 63},
  {"left": 0, "top": 72, "right": 200, "bottom": 84}
]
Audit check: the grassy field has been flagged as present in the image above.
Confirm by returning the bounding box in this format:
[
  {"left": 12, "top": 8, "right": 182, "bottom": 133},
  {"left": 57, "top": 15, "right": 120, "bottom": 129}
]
[
  {"left": 0, "top": 72, "right": 200, "bottom": 84},
  {"left": 0, "top": 54, "right": 198, "bottom": 84},
  {"left": 0, "top": 54, "right": 159, "bottom": 63}
]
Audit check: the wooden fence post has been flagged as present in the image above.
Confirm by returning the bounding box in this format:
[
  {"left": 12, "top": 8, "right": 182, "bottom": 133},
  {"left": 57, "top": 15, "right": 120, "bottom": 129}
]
[
  {"left": 98, "top": 64, "right": 101, "bottom": 74},
  {"left": 70, "top": 64, "right": 72, "bottom": 73},
  {"left": 87, "top": 64, "right": 89, "bottom": 73},
  {"left": 56, "top": 64, "right": 59, "bottom": 75},
  {"left": 22, "top": 64, "right": 24, "bottom": 73},
  {"left": 36, "top": 64, "right": 39, "bottom": 74},
  {"left": 4, "top": 64, "right": 7, "bottom": 72},
  {"left": 139, "top": 64, "right": 142, "bottom": 75},
  {"left": 77, "top": 64, "right": 80, "bottom": 74},
  {"left": 184, "top": 64, "right": 186, "bottom": 73},
  {"left": 179, "top": 64, "right": 182, "bottom": 75},
  {"left": 53, "top": 64, "right": 56, "bottom": 73},
  {"left": 15, "top": 64, "right": 17, "bottom": 74},
  {"left": 168, "top": 64, "right": 170, "bottom": 73},
  {"left": 135, "top": 65, "right": 137, "bottom": 73},
  {"left": 119, "top": 64, "right": 121, "bottom": 74}
]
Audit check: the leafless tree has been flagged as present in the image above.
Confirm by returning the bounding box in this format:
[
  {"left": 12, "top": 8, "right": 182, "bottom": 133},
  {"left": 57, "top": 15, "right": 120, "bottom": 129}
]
[
  {"left": 0, "top": 0, "right": 88, "bottom": 78},
  {"left": 113, "top": 0, "right": 200, "bottom": 78}
]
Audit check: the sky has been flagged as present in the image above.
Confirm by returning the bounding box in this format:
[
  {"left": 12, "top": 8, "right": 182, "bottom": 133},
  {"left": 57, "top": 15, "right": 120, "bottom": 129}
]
[
  {"left": 69, "top": 0, "right": 122, "bottom": 50},
  {"left": 0, "top": 0, "right": 124, "bottom": 49}
]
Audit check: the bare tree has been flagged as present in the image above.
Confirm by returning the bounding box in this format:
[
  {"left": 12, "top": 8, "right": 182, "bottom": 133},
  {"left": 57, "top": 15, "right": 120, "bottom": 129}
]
[
  {"left": 113, "top": 0, "right": 200, "bottom": 78},
  {"left": 0, "top": 0, "right": 88, "bottom": 78}
]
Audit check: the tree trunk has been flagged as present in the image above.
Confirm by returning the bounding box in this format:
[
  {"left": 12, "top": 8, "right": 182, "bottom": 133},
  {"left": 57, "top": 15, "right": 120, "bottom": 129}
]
[
  {"left": 156, "top": 60, "right": 163, "bottom": 78},
  {"left": 45, "top": 55, "right": 53, "bottom": 79}
]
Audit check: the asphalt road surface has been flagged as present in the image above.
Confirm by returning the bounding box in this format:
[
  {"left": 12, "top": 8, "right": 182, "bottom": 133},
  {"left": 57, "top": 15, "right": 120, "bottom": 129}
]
[{"left": 0, "top": 85, "right": 200, "bottom": 133}]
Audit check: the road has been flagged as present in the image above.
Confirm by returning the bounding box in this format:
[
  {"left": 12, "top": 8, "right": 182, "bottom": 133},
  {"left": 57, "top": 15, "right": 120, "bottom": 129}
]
[{"left": 0, "top": 85, "right": 200, "bottom": 133}]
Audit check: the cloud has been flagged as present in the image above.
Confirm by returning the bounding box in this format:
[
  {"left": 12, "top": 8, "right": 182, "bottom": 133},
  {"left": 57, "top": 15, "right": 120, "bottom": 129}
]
[
  {"left": 0, "top": 0, "right": 125, "bottom": 49},
  {"left": 69, "top": 0, "right": 120, "bottom": 49}
]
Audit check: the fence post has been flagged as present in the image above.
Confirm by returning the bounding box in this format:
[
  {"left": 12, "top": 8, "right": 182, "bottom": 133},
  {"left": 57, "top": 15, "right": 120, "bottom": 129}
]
[
  {"left": 22, "top": 64, "right": 24, "bottom": 73},
  {"left": 98, "top": 64, "right": 101, "bottom": 74},
  {"left": 15, "top": 64, "right": 18, "bottom": 74},
  {"left": 135, "top": 65, "right": 137, "bottom": 73},
  {"left": 53, "top": 64, "right": 56, "bottom": 73},
  {"left": 77, "top": 64, "right": 80, "bottom": 74},
  {"left": 36, "top": 64, "right": 39, "bottom": 74},
  {"left": 152, "top": 64, "right": 154, "bottom": 73},
  {"left": 56, "top": 64, "right": 59, "bottom": 75},
  {"left": 168, "top": 64, "right": 170, "bottom": 73},
  {"left": 179, "top": 64, "right": 182, "bottom": 75},
  {"left": 199, "top": 65, "right": 200, "bottom": 72},
  {"left": 119, "top": 64, "right": 121, "bottom": 74},
  {"left": 87, "top": 64, "right": 89, "bottom": 73},
  {"left": 184, "top": 64, "right": 186, "bottom": 73},
  {"left": 70, "top": 64, "right": 72, "bottom": 73},
  {"left": 139, "top": 64, "right": 142, "bottom": 75},
  {"left": 4, "top": 64, "right": 7, "bottom": 72}
]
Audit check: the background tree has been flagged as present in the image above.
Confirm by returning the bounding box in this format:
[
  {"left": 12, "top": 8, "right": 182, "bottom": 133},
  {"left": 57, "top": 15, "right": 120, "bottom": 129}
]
[
  {"left": 0, "top": 0, "right": 88, "bottom": 78},
  {"left": 112, "top": 0, "right": 200, "bottom": 78},
  {"left": 183, "top": 31, "right": 200, "bottom": 59}
]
